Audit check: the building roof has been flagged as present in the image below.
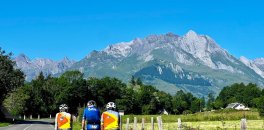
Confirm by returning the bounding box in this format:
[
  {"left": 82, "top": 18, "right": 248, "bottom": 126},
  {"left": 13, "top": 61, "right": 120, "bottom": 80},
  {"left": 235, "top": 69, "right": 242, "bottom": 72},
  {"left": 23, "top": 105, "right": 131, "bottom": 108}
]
[{"left": 226, "top": 103, "right": 243, "bottom": 109}]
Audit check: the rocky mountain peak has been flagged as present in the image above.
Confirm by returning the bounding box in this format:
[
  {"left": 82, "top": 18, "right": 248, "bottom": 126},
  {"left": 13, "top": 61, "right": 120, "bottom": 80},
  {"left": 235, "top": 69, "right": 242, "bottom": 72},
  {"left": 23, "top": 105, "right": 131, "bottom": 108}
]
[
  {"left": 61, "top": 57, "right": 75, "bottom": 64},
  {"left": 104, "top": 41, "right": 133, "bottom": 57},
  {"left": 240, "top": 56, "right": 264, "bottom": 78},
  {"left": 15, "top": 53, "right": 31, "bottom": 63},
  {"left": 240, "top": 56, "right": 250, "bottom": 64},
  {"left": 14, "top": 54, "right": 75, "bottom": 81},
  {"left": 254, "top": 58, "right": 264, "bottom": 65},
  {"left": 253, "top": 58, "right": 264, "bottom": 72},
  {"left": 165, "top": 32, "right": 179, "bottom": 37},
  {"left": 185, "top": 30, "right": 199, "bottom": 39}
]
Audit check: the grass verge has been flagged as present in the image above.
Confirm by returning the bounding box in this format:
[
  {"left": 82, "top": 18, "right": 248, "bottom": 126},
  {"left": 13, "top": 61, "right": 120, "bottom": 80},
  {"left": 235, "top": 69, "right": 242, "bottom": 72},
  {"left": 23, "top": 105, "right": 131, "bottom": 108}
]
[
  {"left": 0, "top": 122, "right": 11, "bottom": 127},
  {"left": 73, "top": 122, "right": 82, "bottom": 130}
]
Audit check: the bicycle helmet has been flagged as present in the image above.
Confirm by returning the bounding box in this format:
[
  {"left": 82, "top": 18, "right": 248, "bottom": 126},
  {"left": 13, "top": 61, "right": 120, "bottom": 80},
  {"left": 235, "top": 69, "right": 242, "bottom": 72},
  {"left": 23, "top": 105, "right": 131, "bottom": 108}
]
[
  {"left": 59, "top": 104, "right": 68, "bottom": 112},
  {"left": 87, "top": 100, "right": 97, "bottom": 107},
  {"left": 106, "top": 102, "right": 116, "bottom": 110}
]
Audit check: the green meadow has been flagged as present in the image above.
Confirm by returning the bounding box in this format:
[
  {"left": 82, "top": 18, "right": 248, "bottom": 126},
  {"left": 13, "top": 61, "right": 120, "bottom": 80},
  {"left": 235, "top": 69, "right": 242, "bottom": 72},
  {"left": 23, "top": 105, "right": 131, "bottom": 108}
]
[{"left": 73, "top": 109, "right": 264, "bottom": 130}]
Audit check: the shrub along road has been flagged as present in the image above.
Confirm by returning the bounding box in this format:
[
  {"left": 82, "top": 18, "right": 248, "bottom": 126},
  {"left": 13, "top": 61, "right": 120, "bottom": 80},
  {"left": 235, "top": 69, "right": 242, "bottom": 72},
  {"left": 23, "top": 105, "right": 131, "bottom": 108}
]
[{"left": 0, "top": 119, "right": 54, "bottom": 130}]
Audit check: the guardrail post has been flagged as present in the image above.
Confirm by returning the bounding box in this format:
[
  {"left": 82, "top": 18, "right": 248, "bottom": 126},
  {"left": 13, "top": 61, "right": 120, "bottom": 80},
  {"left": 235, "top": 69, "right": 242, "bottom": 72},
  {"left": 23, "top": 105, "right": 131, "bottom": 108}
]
[
  {"left": 151, "top": 117, "right": 154, "bottom": 130},
  {"left": 141, "top": 118, "right": 145, "bottom": 130},
  {"left": 241, "top": 118, "right": 247, "bottom": 130},
  {"left": 126, "top": 118, "right": 130, "bottom": 130},
  {"left": 120, "top": 115, "right": 122, "bottom": 130},
  {"left": 178, "top": 118, "right": 182, "bottom": 130},
  {"left": 133, "top": 117, "right": 137, "bottom": 130},
  {"left": 157, "top": 116, "right": 163, "bottom": 130}
]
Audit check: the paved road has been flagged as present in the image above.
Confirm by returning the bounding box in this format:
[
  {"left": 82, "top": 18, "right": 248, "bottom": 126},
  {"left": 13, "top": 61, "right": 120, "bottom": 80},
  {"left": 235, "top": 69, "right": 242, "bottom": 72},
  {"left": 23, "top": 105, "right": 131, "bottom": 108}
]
[{"left": 0, "top": 119, "right": 54, "bottom": 130}]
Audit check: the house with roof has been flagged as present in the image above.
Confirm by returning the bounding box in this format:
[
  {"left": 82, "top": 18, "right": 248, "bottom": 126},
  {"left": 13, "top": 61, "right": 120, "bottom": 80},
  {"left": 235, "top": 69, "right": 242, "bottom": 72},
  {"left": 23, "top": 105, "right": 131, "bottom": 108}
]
[{"left": 226, "top": 103, "right": 250, "bottom": 110}]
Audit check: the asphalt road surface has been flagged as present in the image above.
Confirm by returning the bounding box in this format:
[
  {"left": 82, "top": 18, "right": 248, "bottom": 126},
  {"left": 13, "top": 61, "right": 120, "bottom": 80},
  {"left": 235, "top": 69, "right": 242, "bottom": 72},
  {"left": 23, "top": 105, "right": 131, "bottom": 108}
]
[{"left": 0, "top": 119, "right": 54, "bottom": 130}]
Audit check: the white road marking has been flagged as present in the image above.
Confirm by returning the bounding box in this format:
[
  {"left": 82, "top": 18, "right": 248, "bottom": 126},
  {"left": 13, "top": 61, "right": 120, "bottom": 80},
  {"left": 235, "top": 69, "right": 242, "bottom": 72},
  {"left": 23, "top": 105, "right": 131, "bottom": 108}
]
[{"left": 23, "top": 124, "right": 33, "bottom": 130}]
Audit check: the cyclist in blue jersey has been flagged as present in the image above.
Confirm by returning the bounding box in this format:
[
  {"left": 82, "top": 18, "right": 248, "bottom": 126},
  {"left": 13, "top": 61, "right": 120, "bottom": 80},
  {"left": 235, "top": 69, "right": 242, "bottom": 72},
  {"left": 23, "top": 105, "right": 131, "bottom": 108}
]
[{"left": 82, "top": 100, "right": 101, "bottom": 130}]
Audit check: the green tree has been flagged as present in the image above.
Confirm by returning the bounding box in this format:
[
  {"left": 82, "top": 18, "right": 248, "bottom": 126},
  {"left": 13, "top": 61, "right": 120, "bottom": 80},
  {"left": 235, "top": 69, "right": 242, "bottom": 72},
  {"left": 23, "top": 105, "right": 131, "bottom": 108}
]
[
  {"left": 116, "top": 88, "right": 140, "bottom": 114},
  {"left": 136, "top": 78, "right": 143, "bottom": 86},
  {"left": 254, "top": 96, "right": 264, "bottom": 116},
  {"left": 172, "top": 90, "right": 194, "bottom": 114},
  {"left": 87, "top": 77, "right": 126, "bottom": 108},
  {"left": 0, "top": 49, "right": 25, "bottom": 105},
  {"left": 216, "top": 83, "right": 262, "bottom": 108},
  {"left": 156, "top": 91, "right": 173, "bottom": 113},
  {"left": 3, "top": 87, "right": 30, "bottom": 116},
  {"left": 207, "top": 93, "right": 215, "bottom": 110},
  {"left": 190, "top": 99, "right": 202, "bottom": 113},
  {"left": 0, "top": 49, "right": 24, "bottom": 119},
  {"left": 130, "top": 76, "right": 136, "bottom": 86},
  {"left": 61, "top": 71, "right": 84, "bottom": 83}
]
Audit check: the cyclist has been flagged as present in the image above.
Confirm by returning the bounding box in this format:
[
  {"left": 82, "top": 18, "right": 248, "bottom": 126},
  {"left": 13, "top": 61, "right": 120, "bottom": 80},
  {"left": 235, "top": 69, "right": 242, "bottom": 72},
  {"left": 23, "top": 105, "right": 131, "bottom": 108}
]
[
  {"left": 55, "top": 104, "right": 72, "bottom": 130},
  {"left": 101, "top": 102, "right": 120, "bottom": 130},
  {"left": 82, "top": 100, "right": 101, "bottom": 130}
]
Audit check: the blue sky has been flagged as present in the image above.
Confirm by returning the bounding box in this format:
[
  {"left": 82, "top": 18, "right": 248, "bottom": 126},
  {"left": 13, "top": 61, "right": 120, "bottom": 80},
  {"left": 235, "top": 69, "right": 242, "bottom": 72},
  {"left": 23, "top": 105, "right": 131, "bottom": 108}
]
[{"left": 0, "top": 0, "right": 263, "bottom": 61}]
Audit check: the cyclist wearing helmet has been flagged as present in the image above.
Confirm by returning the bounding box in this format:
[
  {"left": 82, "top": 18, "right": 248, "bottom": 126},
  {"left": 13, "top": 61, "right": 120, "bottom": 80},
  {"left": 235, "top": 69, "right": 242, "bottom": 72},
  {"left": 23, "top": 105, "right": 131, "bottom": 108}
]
[
  {"left": 101, "top": 102, "right": 120, "bottom": 130},
  {"left": 55, "top": 104, "right": 72, "bottom": 130},
  {"left": 82, "top": 100, "right": 101, "bottom": 130}
]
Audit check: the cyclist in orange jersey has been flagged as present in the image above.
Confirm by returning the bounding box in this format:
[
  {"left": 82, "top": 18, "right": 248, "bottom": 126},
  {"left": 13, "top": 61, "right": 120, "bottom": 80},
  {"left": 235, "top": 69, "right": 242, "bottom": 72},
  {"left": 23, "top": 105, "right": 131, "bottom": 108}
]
[
  {"left": 101, "top": 102, "right": 120, "bottom": 130},
  {"left": 55, "top": 104, "right": 73, "bottom": 130}
]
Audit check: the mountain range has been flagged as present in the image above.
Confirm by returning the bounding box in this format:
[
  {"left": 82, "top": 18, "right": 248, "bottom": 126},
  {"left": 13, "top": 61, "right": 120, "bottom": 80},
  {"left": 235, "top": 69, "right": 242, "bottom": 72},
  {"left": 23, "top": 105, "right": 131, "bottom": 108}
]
[
  {"left": 14, "top": 54, "right": 75, "bottom": 81},
  {"left": 14, "top": 30, "right": 264, "bottom": 96}
]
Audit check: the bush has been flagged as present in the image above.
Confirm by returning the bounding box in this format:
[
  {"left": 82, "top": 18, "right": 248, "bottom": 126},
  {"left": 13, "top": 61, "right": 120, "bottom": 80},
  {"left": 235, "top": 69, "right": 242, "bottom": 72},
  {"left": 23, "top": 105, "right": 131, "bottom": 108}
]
[{"left": 183, "top": 110, "right": 192, "bottom": 115}]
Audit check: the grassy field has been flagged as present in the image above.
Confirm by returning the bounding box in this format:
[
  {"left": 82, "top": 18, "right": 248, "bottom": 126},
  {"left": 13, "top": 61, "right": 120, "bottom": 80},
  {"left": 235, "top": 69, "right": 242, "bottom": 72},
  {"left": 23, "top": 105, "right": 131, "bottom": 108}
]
[
  {"left": 73, "top": 120, "right": 264, "bottom": 130},
  {"left": 119, "top": 120, "right": 264, "bottom": 130},
  {"left": 121, "top": 109, "right": 262, "bottom": 123},
  {"left": 73, "top": 110, "right": 264, "bottom": 130}
]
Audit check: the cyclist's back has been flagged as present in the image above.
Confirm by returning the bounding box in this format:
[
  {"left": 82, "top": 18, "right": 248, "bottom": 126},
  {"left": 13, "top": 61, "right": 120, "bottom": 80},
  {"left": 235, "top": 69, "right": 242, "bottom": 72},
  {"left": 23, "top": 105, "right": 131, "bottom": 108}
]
[
  {"left": 55, "top": 104, "right": 72, "bottom": 130},
  {"left": 82, "top": 100, "right": 100, "bottom": 130},
  {"left": 101, "top": 102, "right": 120, "bottom": 130}
]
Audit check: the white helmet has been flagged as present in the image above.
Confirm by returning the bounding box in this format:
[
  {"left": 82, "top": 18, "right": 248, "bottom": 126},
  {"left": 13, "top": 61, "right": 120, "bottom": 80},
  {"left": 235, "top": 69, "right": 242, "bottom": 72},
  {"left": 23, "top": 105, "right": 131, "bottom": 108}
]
[
  {"left": 59, "top": 104, "right": 68, "bottom": 112},
  {"left": 106, "top": 102, "right": 116, "bottom": 110},
  {"left": 87, "top": 100, "right": 96, "bottom": 107}
]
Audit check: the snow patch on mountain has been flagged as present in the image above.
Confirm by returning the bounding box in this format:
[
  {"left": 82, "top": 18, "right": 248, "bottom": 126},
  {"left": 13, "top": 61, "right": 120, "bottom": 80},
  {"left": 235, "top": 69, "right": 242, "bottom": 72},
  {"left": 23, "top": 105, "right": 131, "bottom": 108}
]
[
  {"left": 169, "top": 63, "right": 183, "bottom": 73},
  {"left": 144, "top": 54, "right": 154, "bottom": 62},
  {"left": 215, "top": 62, "right": 235, "bottom": 73},
  {"left": 157, "top": 66, "right": 163, "bottom": 75}
]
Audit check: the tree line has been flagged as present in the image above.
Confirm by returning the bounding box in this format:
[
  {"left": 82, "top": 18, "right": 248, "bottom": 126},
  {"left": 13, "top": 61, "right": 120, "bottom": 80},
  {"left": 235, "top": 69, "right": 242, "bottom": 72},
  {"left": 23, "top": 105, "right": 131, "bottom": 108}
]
[
  {"left": 3, "top": 71, "right": 206, "bottom": 117},
  {"left": 208, "top": 83, "right": 264, "bottom": 115}
]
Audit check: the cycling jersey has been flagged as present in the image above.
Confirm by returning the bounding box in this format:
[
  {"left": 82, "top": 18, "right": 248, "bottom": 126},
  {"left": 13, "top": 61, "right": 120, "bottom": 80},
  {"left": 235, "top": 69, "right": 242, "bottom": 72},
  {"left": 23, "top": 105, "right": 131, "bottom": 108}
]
[
  {"left": 55, "top": 112, "right": 72, "bottom": 130},
  {"left": 101, "top": 110, "right": 120, "bottom": 130},
  {"left": 83, "top": 106, "right": 101, "bottom": 130}
]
